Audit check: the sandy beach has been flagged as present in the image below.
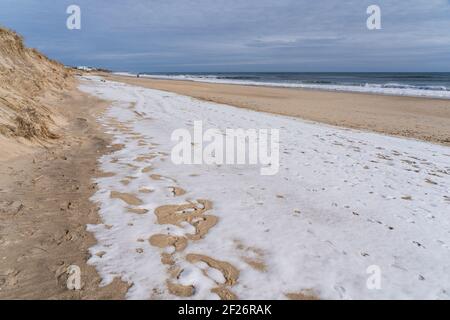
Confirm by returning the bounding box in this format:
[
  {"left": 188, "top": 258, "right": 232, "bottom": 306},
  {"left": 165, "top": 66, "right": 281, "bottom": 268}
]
[
  {"left": 4, "top": 0, "right": 450, "bottom": 305},
  {"left": 2, "top": 65, "right": 450, "bottom": 298},
  {"left": 2, "top": 67, "right": 450, "bottom": 298},
  {"left": 0, "top": 28, "right": 128, "bottom": 299},
  {"left": 102, "top": 73, "right": 450, "bottom": 146},
  {"left": 0, "top": 83, "right": 130, "bottom": 299},
  {"left": 2, "top": 27, "right": 450, "bottom": 300},
  {"left": 75, "top": 75, "right": 449, "bottom": 299}
]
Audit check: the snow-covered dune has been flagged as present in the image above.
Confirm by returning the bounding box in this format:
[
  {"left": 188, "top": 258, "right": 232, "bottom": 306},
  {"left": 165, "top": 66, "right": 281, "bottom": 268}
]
[{"left": 79, "top": 76, "right": 450, "bottom": 300}]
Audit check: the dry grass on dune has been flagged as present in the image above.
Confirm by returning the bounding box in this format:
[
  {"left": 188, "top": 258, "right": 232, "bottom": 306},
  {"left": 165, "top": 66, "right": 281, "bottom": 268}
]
[{"left": 0, "top": 26, "right": 73, "bottom": 142}]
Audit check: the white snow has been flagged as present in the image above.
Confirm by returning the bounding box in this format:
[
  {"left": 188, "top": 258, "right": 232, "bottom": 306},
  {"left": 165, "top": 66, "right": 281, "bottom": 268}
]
[{"left": 79, "top": 75, "right": 450, "bottom": 300}]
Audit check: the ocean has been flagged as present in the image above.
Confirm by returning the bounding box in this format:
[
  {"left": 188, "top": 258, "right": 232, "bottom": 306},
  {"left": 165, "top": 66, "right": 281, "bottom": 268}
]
[{"left": 116, "top": 72, "right": 450, "bottom": 99}]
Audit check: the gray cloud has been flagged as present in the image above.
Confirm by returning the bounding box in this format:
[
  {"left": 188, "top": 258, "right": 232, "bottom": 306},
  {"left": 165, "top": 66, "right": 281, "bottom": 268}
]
[{"left": 1, "top": 0, "right": 449, "bottom": 71}]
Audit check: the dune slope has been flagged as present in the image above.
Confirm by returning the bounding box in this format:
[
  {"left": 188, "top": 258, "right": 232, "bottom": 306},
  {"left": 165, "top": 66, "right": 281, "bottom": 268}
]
[{"left": 0, "top": 27, "right": 72, "bottom": 146}]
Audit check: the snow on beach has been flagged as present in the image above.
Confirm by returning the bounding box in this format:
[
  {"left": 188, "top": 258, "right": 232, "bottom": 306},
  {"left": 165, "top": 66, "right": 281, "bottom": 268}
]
[{"left": 79, "top": 76, "right": 450, "bottom": 300}]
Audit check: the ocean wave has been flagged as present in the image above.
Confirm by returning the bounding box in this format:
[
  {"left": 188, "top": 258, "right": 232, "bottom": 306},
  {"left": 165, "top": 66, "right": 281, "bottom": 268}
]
[
  {"left": 365, "top": 82, "right": 448, "bottom": 91},
  {"left": 114, "top": 73, "right": 450, "bottom": 99}
]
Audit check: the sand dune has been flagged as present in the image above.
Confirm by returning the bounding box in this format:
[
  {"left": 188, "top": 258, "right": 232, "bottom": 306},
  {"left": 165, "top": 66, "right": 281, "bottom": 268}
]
[
  {"left": 0, "top": 29, "right": 129, "bottom": 299},
  {"left": 0, "top": 27, "right": 73, "bottom": 160}
]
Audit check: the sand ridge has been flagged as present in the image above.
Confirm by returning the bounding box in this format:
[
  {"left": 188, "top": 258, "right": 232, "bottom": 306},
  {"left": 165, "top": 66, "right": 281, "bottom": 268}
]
[{"left": 0, "top": 27, "right": 74, "bottom": 159}]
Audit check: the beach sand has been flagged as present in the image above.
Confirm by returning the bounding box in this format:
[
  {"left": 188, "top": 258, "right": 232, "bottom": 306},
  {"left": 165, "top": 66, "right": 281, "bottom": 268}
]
[
  {"left": 2, "top": 69, "right": 449, "bottom": 299},
  {"left": 0, "top": 85, "right": 129, "bottom": 299},
  {"left": 102, "top": 73, "right": 450, "bottom": 145},
  {"left": 78, "top": 75, "right": 450, "bottom": 299},
  {"left": 0, "top": 27, "right": 129, "bottom": 299},
  {"left": 2, "top": 25, "right": 450, "bottom": 298}
]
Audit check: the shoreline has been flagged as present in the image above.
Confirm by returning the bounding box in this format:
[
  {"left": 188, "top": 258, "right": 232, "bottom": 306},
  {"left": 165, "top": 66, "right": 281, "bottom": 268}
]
[
  {"left": 114, "top": 73, "right": 450, "bottom": 101},
  {"left": 101, "top": 73, "right": 450, "bottom": 146}
]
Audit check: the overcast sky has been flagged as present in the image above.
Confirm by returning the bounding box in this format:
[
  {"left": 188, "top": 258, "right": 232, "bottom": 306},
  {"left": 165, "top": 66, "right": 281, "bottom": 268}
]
[{"left": 1, "top": 0, "right": 450, "bottom": 72}]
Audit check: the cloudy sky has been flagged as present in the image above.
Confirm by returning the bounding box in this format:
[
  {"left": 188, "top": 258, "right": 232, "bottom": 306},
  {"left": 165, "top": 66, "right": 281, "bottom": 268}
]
[{"left": 1, "top": 0, "right": 450, "bottom": 72}]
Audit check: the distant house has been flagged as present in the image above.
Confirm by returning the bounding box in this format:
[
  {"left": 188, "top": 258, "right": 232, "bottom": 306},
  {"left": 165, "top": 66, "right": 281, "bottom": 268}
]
[{"left": 76, "top": 66, "right": 93, "bottom": 71}]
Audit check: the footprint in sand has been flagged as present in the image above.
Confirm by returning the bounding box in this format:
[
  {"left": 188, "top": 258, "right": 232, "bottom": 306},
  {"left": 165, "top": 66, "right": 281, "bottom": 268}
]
[
  {"left": 110, "top": 191, "right": 143, "bottom": 206},
  {"left": 148, "top": 199, "right": 239, "bottom": 299},
  {"left": 154, "top": 200, "right": 217, "bottom": 240},
  {"left": 135, "top": 155, "right": 157, "bottom": 162},
  {"left": 96, "top": 171, "right": 116, "bottom": 178},
  {"left": 166, "top": 278, "right": 195, "bottom": 297},
  {"left": 168, "top": 186, "right": 186, "bottom": 197},
  {"left": 187, "top": 215, "right": 218, "bottom": 240},
  {"left": 150, "top": 174, "right": 177, "bottom": 183},
  {"left": 186, "top": 254, "right": 239, "bottom": 286},
  {"left": 285, "top": 290, "right": 319, "bottom": 300},
  {"left": 187, "top": 254, "right": 239, "bottom": 300},
  {"left": 128, "top": 208, "right": 149, "bottom": 214},
  {"left": 149, "top": 234, "right": 188, "bottom": 252},
  {"left": 235, "top": 240, "right": 267, "bottom": 272},
  {"left": 120, "top": 179, "right": 131, "bottom": 186},
  {"left": 141, "top": 166, "right": 153, "bottom": 173},
  {"left": 96, "top": 251, "right": 106, "bottom": 258},
  {"left": 110, "top": 143, "right": 125, "bottom": 152},
  {"left": 139, "top": 187, "right": 154, "bottom": 194},
  {"left": 125, "top": 163, "right": 140, "bottom": 169},
  {"left": 166, "top": 254, "right": 239, "bottom": 299}
]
